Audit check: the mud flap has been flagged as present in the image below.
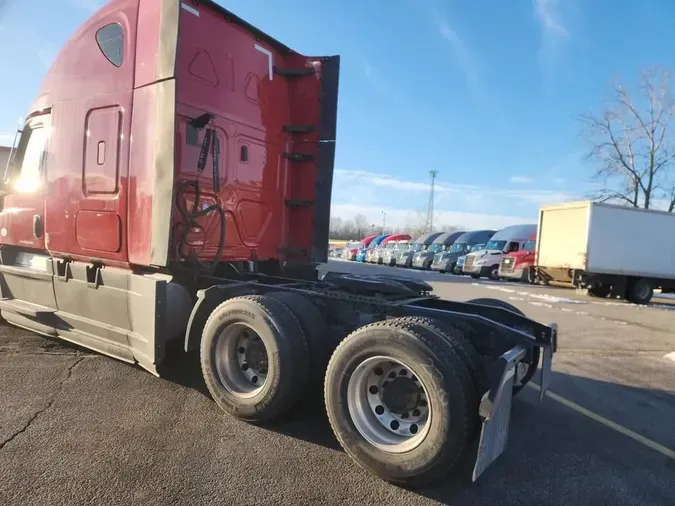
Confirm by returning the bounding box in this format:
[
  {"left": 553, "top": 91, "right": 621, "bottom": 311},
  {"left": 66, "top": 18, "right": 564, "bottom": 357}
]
[
  {"left": 539, "top": 323, "right": 557, "bottom": 402},
  {"left": 472, "top": 344, "right": 527, "bottom": 482}
]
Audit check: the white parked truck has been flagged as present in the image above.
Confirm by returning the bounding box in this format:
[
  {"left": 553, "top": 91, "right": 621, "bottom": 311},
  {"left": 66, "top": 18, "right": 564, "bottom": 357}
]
[{"left": 536, "top": 200, "right": 675, "bottom": 304}]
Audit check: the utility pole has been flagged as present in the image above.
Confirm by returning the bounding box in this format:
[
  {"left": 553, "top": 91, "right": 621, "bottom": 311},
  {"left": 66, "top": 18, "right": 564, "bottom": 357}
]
[
  {"left": 381, "top": 210, "right": 387, "bottom": 234},
  {"left": 426, "top": 170, "right": 438, "bottom": 232}
]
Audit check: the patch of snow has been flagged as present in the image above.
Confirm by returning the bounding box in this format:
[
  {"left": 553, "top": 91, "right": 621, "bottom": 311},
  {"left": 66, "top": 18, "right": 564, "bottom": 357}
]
[
  {"left": 529, "top": 301, "right": 554, "bottom": 308},
  {"left": 654, "top": 292, "right": 675, "bottom": 300},
  {"left": 528, "top": 293, "right": 587, "bottom": 305},
  {"left": 664, "top": 352, "right": 675, "bottom": 363},
  {"left": 508, "top": 296, "right": 525, "bottom": 301}
]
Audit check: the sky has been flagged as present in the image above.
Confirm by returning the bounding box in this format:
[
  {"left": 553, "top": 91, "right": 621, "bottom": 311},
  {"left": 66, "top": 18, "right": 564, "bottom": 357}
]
[{"left": 1, "top": 0, "right": 675, "bottom": 230}]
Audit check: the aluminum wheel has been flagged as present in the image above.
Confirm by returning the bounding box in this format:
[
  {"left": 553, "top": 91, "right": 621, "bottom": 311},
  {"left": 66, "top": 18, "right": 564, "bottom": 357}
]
[
  {"left": 347, "top": 356, "right": 432, "bottom": 453},
  {"left": 214, "top": 322, "right": 268, "bottom": 398}
]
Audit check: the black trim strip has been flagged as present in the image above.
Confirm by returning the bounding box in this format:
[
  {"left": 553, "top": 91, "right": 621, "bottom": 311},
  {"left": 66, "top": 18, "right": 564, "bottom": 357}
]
[{"left": 310, "top": 56, "right": 340, "bottom": 264}]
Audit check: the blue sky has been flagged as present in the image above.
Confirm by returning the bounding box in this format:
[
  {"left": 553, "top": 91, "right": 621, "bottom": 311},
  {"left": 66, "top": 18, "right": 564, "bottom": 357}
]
[{"left": 1, "top": 0, "right": 675, "bottom": 229}]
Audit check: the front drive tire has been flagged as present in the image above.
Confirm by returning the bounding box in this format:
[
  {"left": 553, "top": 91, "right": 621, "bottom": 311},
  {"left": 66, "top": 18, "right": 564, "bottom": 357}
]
[
  {"left": 200, "top": 295, "right": 309, "bottom": 424},
  {"left": 324, "top": 319, "right": 471, "bottom": 488}
]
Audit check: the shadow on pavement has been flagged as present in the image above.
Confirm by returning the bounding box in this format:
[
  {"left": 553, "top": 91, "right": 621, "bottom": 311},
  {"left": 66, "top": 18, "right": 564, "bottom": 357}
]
[{"left": 159, "top": 342, "right": 675, "bottom": 505}]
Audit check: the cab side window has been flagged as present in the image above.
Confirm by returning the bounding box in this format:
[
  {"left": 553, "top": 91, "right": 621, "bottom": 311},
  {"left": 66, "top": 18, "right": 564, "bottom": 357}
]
[
  {"left": 10, "top": 125, "right": 47, "bottom": 193},
  {"left": 96, "top": 23, "right": 124, "bottom": 67},
  {"left": 508, "top": 242, "right": 519, "bottom": 252}
]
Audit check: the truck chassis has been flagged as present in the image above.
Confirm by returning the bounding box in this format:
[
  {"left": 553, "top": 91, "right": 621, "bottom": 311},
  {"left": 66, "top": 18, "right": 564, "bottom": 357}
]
[{"left": 0, "top": 251, "right": 556, "bottom": 487}]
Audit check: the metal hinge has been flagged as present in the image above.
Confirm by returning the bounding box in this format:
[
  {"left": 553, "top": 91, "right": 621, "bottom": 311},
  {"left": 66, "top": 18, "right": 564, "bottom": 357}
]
[
  {"left": 283, "top": 124, "right": 315, "bottom": 134},
  {"left": 285, "top": 199, "right": 314, "bottom": 208},
  {"left": 274, "top": 66, "right": 316, "bottom": 77},
  {"left": 282, "top": 152, "right": 314, "bottom": 162}
]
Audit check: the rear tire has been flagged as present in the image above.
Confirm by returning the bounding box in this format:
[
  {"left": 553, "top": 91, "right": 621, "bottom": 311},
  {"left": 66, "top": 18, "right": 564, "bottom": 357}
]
[
  {"left": 627, "top": 278, "right": 653, "bottom": 305},
  {"left": 466, "top": 298, "right": 539, "bottom": 395},
  {"left": 393, "top": 316, "right": 489, "bottom": 438},
  {"left": 266, "top": 291, "right": 331, "bottom": 380},
  {"left": 200, "top": 295, "right": 309, "bottom": 423},
  {"left": 324, "top": 319, "right": 471, "bottom": 488}
]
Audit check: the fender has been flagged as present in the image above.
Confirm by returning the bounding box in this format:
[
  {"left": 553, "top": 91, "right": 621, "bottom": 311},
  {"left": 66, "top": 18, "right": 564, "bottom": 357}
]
[{"left": 184, "top": 283, "right": 254, "bottom": 352}]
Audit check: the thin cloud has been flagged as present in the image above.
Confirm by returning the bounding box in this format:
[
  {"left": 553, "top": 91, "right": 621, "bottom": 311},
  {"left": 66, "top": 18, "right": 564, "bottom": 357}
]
[
  {"left": 431, "top": 13, "right": 485, "bottom": 103},
  {"left": 533, "top": 0, "right": 572, "bottom": 72},
  {"left": 363, "top": 60, "right": 402, "bottom": 105},
  {"left": 510, "top": 176, "right": 534, "bottom": 184},
  {"left": 335, "top": 169, "right": 578, "bottom": 206},
  {"left": 534, "top": 0, "right": 569, "bottom": 37},
  {"left": 331, "top": 202, "right": 533, "bottom": 231}
]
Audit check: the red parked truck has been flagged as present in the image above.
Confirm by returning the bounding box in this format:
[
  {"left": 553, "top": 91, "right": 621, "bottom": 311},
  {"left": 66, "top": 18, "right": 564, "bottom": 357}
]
[
  {"left": 0, "top": 0, "right": 557, "bottom": 487},
  {"left": 498, "top": 232, "right": 537, "bottom": 283}
]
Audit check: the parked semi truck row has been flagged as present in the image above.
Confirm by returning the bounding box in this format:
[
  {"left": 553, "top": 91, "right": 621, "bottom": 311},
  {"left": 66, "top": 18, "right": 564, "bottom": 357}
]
[{"left": 0, "top": 0, "right": 557, "bottom": 487}]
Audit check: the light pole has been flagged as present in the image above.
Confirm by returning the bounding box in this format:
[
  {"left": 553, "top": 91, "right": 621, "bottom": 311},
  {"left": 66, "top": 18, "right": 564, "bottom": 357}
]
[{"left": 381, "top": 211, "right": 387, "bottom": 234}]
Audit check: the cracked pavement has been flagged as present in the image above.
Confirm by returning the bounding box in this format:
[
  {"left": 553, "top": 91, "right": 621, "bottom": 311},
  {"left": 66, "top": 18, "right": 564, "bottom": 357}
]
[{"left": 0, "top": 261, "right": 673, "bottom": 505}]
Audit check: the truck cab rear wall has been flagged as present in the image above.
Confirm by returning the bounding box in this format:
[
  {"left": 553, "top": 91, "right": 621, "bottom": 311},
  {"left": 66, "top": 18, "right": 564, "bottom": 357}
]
[{"left": 15, "top": 0, "right": 339, "bottom": 269}]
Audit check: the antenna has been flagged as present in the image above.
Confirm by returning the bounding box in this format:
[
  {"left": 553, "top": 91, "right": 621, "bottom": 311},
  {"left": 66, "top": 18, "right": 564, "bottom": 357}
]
[{"left": 426, "top": 170, "right": 438, "bottom": 232}]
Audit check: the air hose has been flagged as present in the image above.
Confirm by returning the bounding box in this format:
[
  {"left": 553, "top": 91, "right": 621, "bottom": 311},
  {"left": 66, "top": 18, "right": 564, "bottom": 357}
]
[{"left": 174, "top": 115, "right": 226, "bottom": 276}]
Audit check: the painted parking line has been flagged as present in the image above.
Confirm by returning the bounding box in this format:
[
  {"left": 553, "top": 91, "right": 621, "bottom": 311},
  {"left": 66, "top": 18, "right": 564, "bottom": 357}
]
[{"left": 526, "top": 382, "right": 675, "bottom": 460}]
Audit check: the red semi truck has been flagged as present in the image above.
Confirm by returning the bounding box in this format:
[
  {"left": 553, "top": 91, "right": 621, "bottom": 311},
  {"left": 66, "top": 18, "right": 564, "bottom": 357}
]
[
  {"left": 498, "top": 233, "right": 537, "bottom": 283},
  {"left": 0, "top": 0, "right": 556, "bottom": 487}
]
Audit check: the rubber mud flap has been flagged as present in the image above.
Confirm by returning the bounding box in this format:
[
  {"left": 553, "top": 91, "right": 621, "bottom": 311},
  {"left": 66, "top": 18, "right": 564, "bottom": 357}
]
[{"left": 472, "top": 344, "right": 526, "bottom": 481}]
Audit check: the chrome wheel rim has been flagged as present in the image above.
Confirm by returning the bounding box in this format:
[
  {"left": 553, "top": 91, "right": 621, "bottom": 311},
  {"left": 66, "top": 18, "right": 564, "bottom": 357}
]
[
  {"left": 347, "top": 356, "right": 432, "bottom": 453},
  {"left": 214, "top": 322, "right": 268, "bottom": 398}
]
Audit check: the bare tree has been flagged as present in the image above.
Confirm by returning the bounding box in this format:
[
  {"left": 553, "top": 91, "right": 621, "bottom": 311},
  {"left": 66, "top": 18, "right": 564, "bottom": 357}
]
[
  {"left": 579, "top": 67, "right": 675, "bottom": 210},
  {"left": 353, "top": 214, "right": 369, "bottom": 238}
]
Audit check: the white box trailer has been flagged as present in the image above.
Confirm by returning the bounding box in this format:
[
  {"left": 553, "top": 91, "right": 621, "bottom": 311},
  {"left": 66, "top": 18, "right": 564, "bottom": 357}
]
[{"left": 536, "top": 200, "right": 675, "bottom": 304}]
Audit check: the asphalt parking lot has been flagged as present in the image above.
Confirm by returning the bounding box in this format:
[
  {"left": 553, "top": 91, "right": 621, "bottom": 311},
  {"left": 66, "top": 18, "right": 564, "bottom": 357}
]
[{"left": 1, "top": 260, "right": 674, "bottom": 506}]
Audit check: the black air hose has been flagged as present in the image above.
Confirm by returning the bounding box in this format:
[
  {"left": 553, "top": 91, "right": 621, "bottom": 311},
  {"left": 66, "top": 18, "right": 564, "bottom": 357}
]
[{"left": 174, "top": 115, "right": 225, "bottom": 276}]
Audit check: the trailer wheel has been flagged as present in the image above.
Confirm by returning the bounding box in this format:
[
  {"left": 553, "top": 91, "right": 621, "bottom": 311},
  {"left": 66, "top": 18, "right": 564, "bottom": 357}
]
[
  {"left": 200, "top": 295, "right": 309, "bottom": 423},
  {"left": 324, "top": 319, "right": 471, "bottom": 488},
  {"left": 466, "top": 298, "right": 540, "bottom": 395},
  {"left": 627, "top": 278, "right": 653, "bottom": 305},
  {"left": 266, "top": 291, "right": 331, "bottom": 380}
]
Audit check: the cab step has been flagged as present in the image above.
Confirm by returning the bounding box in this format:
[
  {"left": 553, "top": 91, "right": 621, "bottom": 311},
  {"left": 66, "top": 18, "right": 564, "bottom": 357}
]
[{"left": 0, "top": 298, "right": 56, "bottom": 317}]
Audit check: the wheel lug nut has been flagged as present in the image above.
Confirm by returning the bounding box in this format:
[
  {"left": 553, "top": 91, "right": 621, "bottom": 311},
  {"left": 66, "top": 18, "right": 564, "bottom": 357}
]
[
  {"left": 238, "top": 347, "right": 246, "bottom": 354},
  {"left": 374, "top": 367, "right": 383, "bottom": 376},
  {"left": 390, "top": 420, "right": 400, "bottom": 430},
  {"left": 369, "top": 385, "right": 379, "bottom": 394},
  {"left": 251, "top": 375, "right": 259, "bottom": 384},
  {"left": 241, "top": 363, "right": 249, "bottom": 371},
  {"left": 399, "top": 369, "right": 407, "bottom": 376},
  {"left": 410, "top": 424, "right": 418, "bottom": 434},
  {"left": 375, "top": 405, "right": 385, "bottom": 415}
]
